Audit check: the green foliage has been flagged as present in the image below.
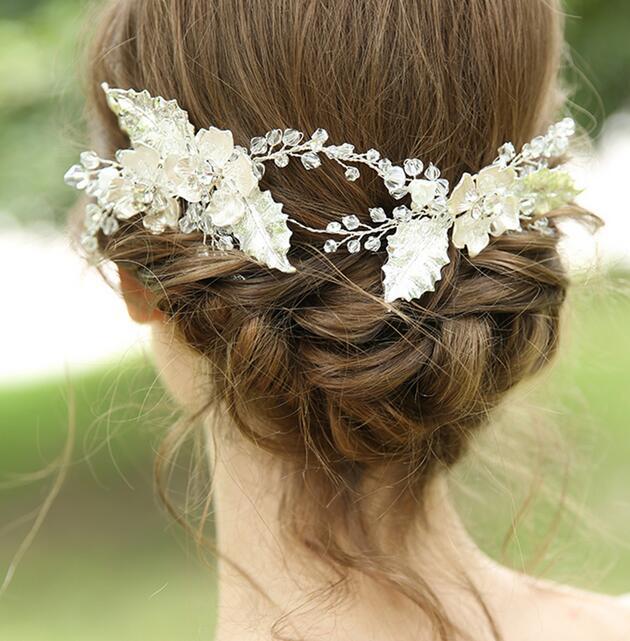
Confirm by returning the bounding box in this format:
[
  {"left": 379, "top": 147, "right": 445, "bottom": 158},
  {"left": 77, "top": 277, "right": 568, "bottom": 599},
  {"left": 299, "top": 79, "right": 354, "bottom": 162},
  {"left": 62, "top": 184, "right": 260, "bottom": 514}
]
[{"left": 565, "top": 0, "right": 630, "bottom": 131}]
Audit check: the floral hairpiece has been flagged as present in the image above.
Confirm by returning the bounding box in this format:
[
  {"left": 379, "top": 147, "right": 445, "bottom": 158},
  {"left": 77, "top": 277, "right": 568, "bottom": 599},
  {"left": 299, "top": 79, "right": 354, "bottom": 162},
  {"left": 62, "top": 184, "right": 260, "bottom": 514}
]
[{"left": 65, "top": 84, "right": 579, "bottom": 303}]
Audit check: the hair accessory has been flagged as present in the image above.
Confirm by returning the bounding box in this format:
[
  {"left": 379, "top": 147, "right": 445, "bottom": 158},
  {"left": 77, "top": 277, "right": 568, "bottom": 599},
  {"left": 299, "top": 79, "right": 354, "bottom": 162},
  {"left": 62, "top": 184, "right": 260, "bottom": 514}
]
[{"left": 65, "top": 84, "right": 579, "bottom": 303}]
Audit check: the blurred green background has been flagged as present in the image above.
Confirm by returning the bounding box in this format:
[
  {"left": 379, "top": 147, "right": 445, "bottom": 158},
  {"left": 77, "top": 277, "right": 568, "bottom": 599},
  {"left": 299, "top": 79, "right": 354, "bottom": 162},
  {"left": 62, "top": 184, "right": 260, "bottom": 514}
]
[{"left": 0, "top": 1, "right": 629, "bottom": 640}]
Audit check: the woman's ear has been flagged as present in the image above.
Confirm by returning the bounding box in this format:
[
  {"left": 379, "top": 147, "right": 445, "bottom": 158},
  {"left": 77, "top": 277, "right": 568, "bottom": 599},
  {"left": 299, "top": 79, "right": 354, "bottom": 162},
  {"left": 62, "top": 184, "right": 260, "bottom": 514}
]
[{"left": 118, "top": 267, "right": 164, "bottom": 324}]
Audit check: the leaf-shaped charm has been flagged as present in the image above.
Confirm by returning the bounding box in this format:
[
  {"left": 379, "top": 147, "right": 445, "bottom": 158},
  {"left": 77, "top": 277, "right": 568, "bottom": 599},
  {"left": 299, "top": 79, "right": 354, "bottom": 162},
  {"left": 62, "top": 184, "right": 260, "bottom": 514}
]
[
  {"left": 102, "top": 83, "right": 195, "bottom": 156},
  {"left": 231, "top": 189, "right": 296, "bottom": 273},
  {"left": 382, "top": 216, "right": 451, "bottom": 303}
]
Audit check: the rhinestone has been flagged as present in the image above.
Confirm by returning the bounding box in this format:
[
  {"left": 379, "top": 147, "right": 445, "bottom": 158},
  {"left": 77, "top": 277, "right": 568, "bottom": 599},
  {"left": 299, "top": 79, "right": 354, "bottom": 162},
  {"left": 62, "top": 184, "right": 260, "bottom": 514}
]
[
  {"left": 384, "top": 166, "right": 406, "bottom": 191},
  {"left": 345, "top": 167, "right": 360, "bottom": 181},
  {"left": 282, "top": 128, "right": 303, "bottom": 146},
  {"left": 250, "top": 136, "right": 268, "bottom": 154},
  {"left": 266, "top": 129, "right": 283, "bottom": 146},
  {"left": 366, "top": 148, "right": 380, "bottom": 162},
  {"left": 347, "top": 239, "right": 361, "bottom": 253},
  {"left": 274, "top": 154, "right": 290, "bottom": 168},
  {"left": 323, "top": 239, "right": 339, "bottom": 253},
  {"left": 301, "top": 151, "right": 321, "bottom": 170},
  {"left": 364, "top": 236, "right": 381, "bottom": 251},
  {"left": 326, "top": 221, "right": 342, "bottom": 233},
  {"left": 80, "top": 151, "right": 101, "bottom": 170},
  {"left": 369, "top": 207, "right": 387, "bottom": 223},
  {"left": 424, "top": 163, "right": 441, "bottom": 181},
  {"left": 342, "top": 214, "right": 360, "bottom": 230},
  {"left": 404, "top": 158, "right": 424, "bottom": 177}
]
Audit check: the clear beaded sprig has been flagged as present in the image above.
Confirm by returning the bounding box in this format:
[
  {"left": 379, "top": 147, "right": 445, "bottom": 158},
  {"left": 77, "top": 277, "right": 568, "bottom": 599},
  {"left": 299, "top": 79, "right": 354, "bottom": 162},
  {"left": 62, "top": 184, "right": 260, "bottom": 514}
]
[{"left": 65, "top": 84, "right": 580, "bottom": 303}]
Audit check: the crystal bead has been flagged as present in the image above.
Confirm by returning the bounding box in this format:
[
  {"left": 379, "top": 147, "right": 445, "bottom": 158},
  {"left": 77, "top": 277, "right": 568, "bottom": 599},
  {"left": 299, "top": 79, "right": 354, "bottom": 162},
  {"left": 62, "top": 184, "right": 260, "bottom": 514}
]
[
  {"left": 311, "top": 128, "right": 329, "bottom": 144},
  {"left": 364, "top": 236, "right": 381, "bottom": 251},
  {"left": 369, "top": 207, "right": 387, "bottom": 223},
  {"left": 274, "top": 154, "right": 290, "bottom": 168},
  {"left": 345, "top": 167, "right": 360, "bottom": 182},
  {"left": 337, "top": 143, "right": 354, "bottom": 158},
  {"left": 390, "top": 188, "right": 408, "bottom": 200},
  {"left": 252, "top": 162, "right": 265, "bottom": 179},
  {"left": 520, "top": 197, "right": 536, "bottom": 216},
  {"left": 366, "top": 148, "right": 380, "bottom": 162},
  {"left": 282, "top": 128, "right": 303, "bottom": 146},
  {"left": 101, "top": 216, "right": 119, "bottom": 236},
  {"left": 377, "top": 158, "right": 392, "bottom": 172},
  {"left": 85, "top": 203, "right": 104, "bottom": 224},
  {"left": 497, "top": 143, "right": 516, "bottom": 164},
  {"left": 217, "top": 235, "right": 234, "bottom": 250},
  {"left": 323, "top": 239, "right": 339, "bottom": 253},
  {"left": 342, "top": 214, "right": 360, "bottom": 230},
  {"left": 384, "top": 166, "right": 406, "bottom": 191},
  {"left": 436, "top": 178, "right": 450, "bottom": 194},
  {"left": 347, "top": 239, "right": 361, "bottom": 253},
  {"left": 64, "top": 164, "right": 88, "bottom": 189},
  {"left": 250, "top": 136, "right": 268, "bottom": 155},
  {"left": 266, "top": 129, "right": 283, "bottom": 146},
  {"left": 179, "top": 215, "right": 198, "bottom": 234},
  {"left": 393, "top": 205, "right": 411, "bottom": 222},
  {"left": 529, "top": 136, "right": 546, "bottom": 156},
  {"left": 81, "top": 234, "right": 98, "bottom": 253},
  {"left": 80, "top": 151, "right": 101, "bottom": 170},
  {"left": 424, "top": 163, "right": 441, "bottom": 181},
  {"left": 559, "top": 117, "right": 576, "bottom": 136},
  {"left": 326, "top": 221, "right": 342, "bottom": 233},
  {"left": 301, "top": 151, "right": 321, "bottom": 170},
  {"left": 404, "top": 158, "right": 424, "bottom": 177}
]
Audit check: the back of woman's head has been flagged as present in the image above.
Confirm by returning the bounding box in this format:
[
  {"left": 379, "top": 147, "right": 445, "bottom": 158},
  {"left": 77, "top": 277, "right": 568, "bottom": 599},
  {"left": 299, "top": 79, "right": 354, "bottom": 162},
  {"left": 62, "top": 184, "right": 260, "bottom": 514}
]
[{"left": 82, "top": 0, "right": 591, "bottom": 637}]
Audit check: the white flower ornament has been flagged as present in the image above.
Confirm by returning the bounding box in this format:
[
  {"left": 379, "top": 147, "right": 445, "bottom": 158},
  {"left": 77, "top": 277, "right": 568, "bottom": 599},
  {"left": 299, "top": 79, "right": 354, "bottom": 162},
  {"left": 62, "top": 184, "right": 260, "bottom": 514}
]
[
  {"left": 65, "top": 84, "right": 579, "bottom": 303},
  {"left": 449, "top": 166, "right": 520, "bottom": 257}
]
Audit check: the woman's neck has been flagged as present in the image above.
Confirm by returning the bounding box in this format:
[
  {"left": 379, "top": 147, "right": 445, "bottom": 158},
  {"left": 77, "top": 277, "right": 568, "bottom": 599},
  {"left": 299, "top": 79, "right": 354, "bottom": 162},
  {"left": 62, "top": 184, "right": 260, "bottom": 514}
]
[{"left": 209, "top": 430, "right": 525, "bottom": 641}]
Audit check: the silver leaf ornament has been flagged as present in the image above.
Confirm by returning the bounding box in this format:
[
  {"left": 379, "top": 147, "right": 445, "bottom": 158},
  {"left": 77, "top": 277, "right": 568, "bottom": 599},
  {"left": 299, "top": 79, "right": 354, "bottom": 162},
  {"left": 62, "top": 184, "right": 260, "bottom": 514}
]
[
  {"left": 231, "top": 189, "right": 295, "bottom": 273},
  {"left": 103, "top": 83, "right": 195, "bottom": 156},
  {"left": 382, "top": 217, "right": 451, "bottom": 303}
]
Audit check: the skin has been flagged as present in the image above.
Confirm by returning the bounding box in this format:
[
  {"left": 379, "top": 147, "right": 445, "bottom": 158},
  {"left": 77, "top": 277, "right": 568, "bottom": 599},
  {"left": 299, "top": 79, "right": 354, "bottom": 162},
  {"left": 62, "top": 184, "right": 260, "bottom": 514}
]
[{"left": 120, "top": 268, "right": 630, "bottom": 641}]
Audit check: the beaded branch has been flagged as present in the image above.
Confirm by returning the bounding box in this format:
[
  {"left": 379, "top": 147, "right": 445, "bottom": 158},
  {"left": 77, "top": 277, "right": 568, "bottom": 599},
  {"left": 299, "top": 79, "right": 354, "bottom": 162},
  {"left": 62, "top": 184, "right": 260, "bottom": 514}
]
[{"left": 65, "top": 84, "right": 579, "bottom": 302}]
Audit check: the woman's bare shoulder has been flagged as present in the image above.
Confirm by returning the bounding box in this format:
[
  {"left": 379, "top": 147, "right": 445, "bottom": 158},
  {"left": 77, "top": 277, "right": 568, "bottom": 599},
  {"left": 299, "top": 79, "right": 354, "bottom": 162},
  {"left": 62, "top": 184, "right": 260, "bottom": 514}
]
[{"left": 518, "top": 579, "right": 630, "bottom": 641}]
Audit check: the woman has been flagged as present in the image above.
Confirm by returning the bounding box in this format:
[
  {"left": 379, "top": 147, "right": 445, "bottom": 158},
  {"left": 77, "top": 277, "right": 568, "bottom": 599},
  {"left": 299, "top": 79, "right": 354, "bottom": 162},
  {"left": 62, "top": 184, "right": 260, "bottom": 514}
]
[{"left": 65, "top": 0, "right": 629, "bottom": 639}]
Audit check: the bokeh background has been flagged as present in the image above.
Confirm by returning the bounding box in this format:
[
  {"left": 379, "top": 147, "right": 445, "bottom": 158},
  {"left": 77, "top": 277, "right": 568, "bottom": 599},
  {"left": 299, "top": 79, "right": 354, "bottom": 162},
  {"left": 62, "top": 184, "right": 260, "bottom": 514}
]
[{"left": 0, "top": 1, "right": 629, "bottom": 640}]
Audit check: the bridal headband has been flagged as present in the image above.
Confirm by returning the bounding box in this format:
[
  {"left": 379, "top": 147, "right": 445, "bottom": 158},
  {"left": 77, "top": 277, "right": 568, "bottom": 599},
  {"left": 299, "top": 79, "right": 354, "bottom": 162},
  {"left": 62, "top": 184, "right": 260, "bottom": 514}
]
[{"left": 65, "top": 84, "right": 579, "bottom": 303}]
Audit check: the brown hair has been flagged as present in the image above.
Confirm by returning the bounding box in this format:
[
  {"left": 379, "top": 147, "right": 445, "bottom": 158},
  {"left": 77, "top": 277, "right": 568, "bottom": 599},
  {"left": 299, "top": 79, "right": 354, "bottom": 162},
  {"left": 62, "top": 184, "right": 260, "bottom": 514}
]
[{"left": 81, "top": 1, "right": 595, "bottom": 638}]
